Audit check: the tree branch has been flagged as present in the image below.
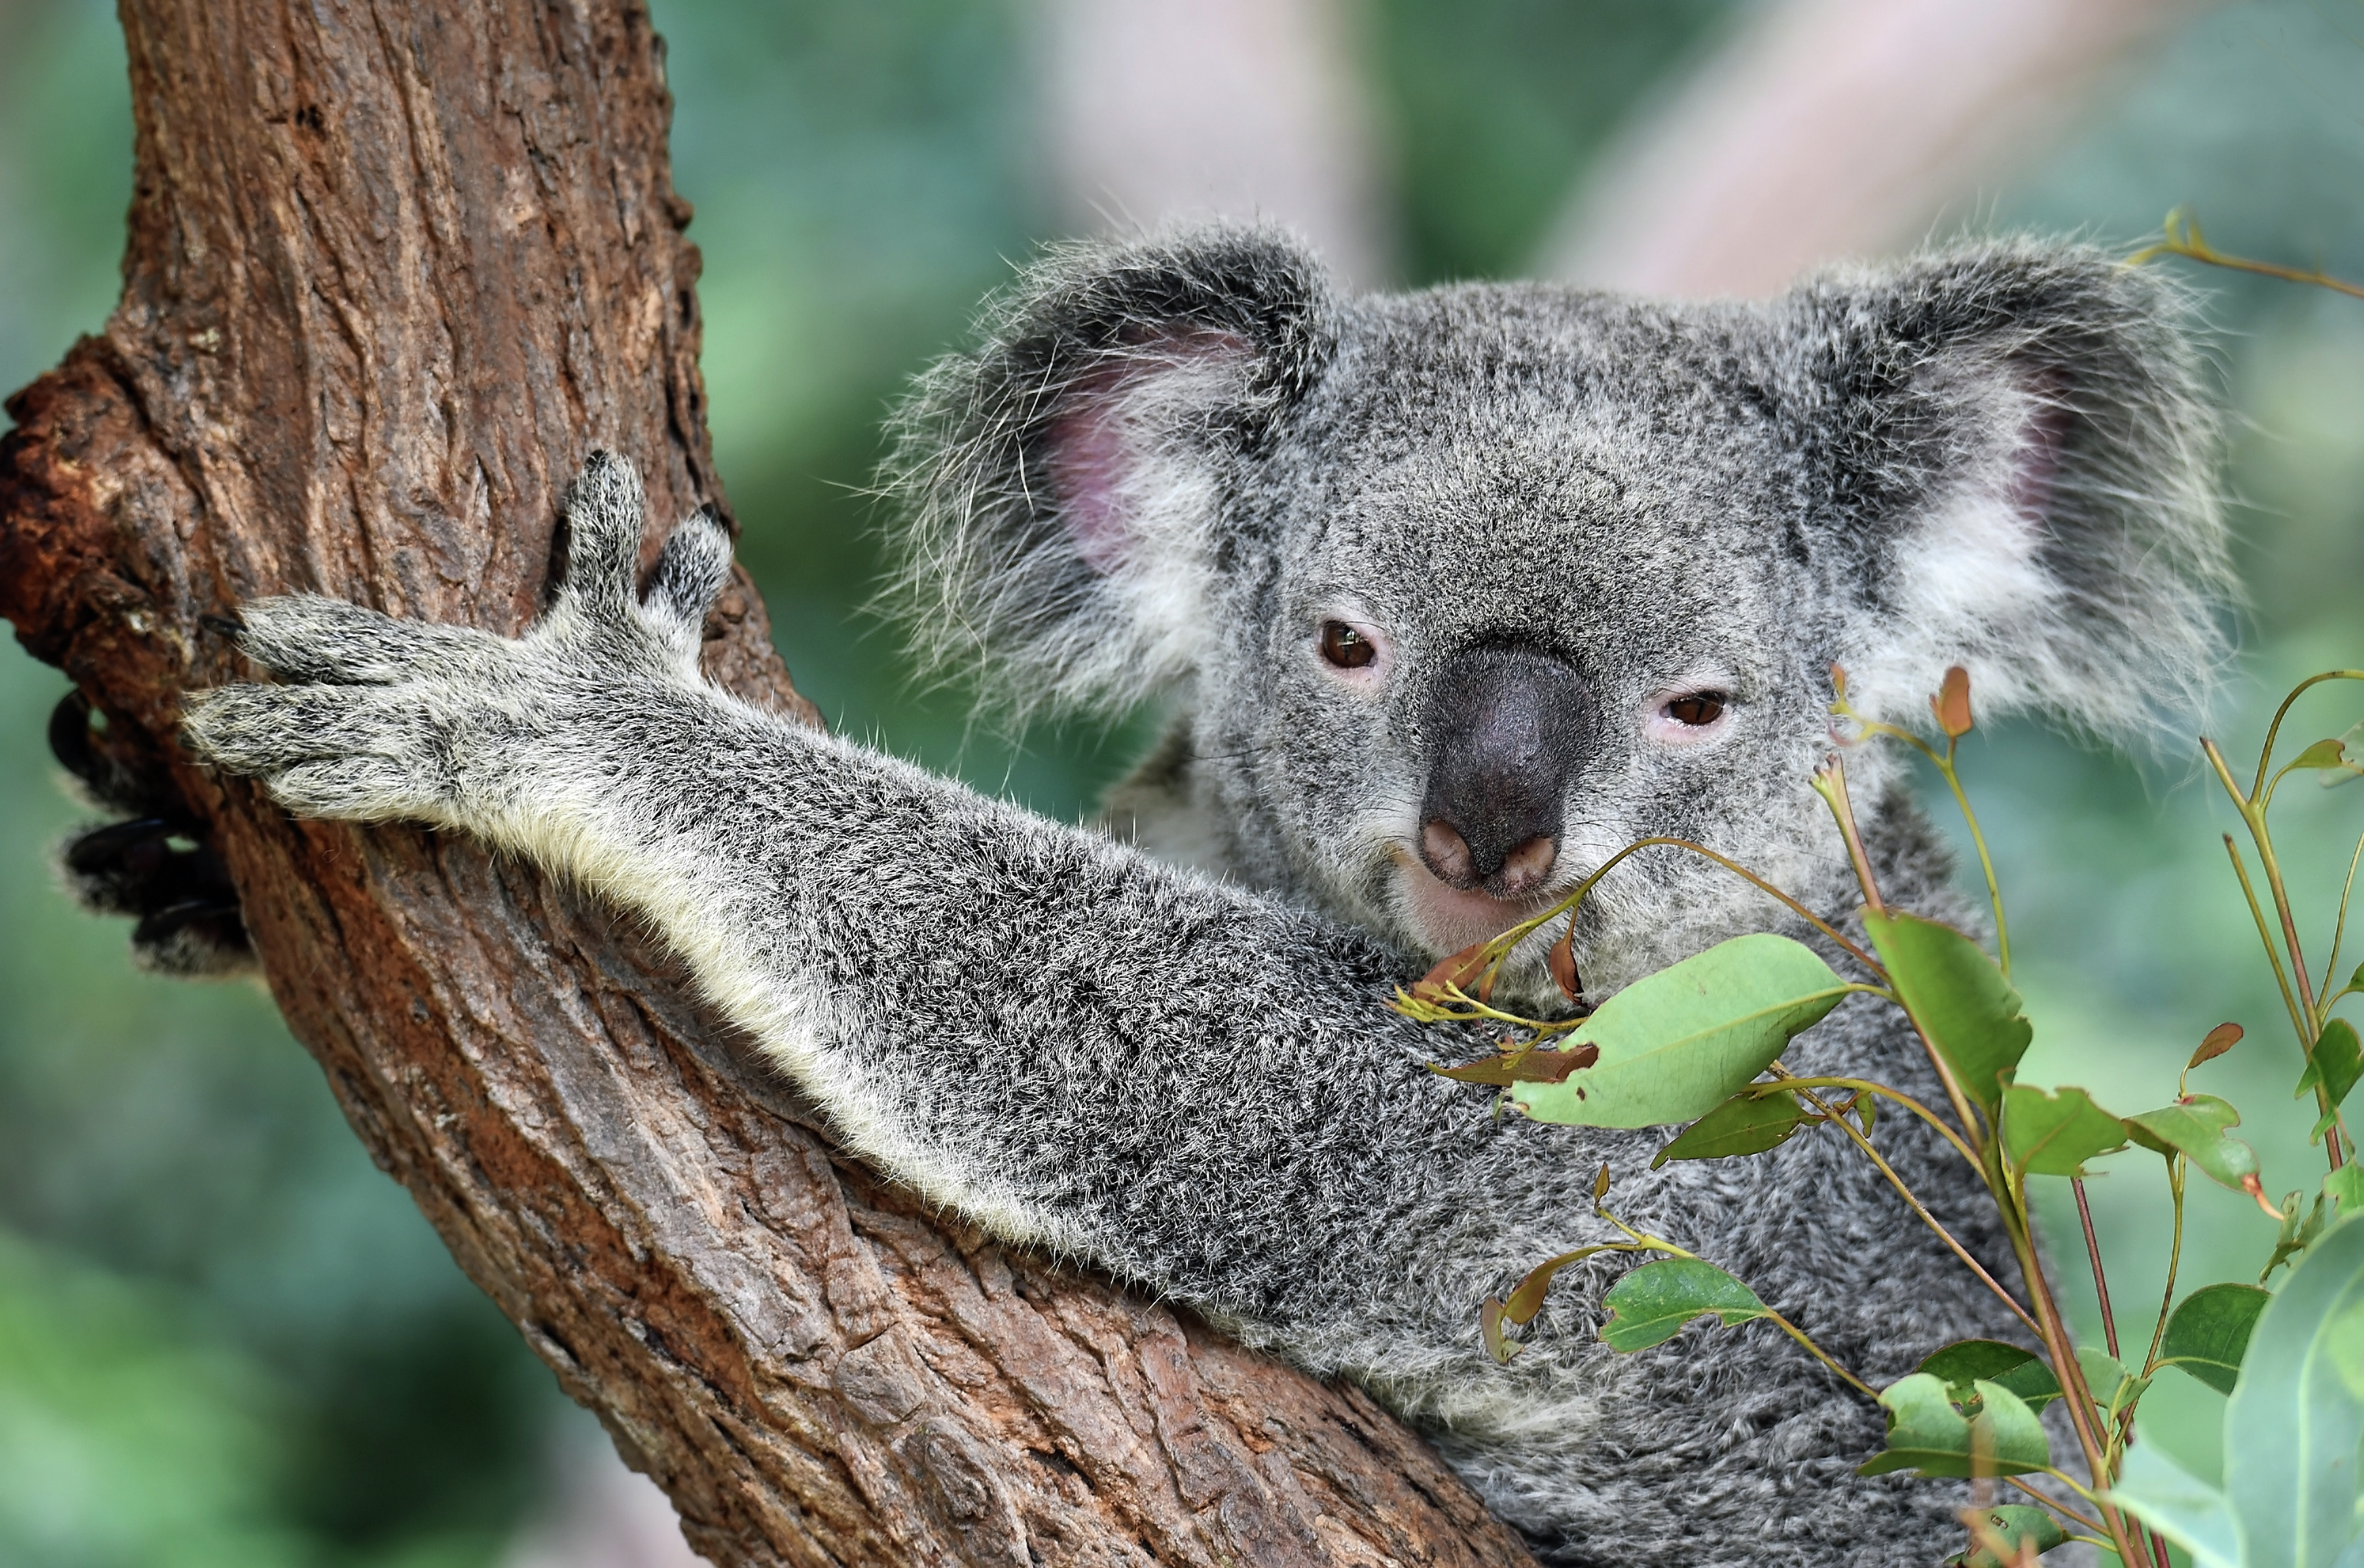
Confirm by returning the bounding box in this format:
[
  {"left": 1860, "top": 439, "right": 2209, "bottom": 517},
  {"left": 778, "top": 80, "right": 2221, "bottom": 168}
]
[{"left": 0, "top": 2, "right": 1529, "bottom": 1562}]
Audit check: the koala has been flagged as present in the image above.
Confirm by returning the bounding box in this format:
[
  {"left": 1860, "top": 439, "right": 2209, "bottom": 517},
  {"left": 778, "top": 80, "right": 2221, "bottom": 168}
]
[{"left": 174, "top": 229, "right": 2226, "bottom": 1566}]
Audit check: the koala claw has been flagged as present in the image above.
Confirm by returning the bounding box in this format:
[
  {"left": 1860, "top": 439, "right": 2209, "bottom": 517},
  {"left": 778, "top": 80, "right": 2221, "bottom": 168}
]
[{"left": 185, "top": 453, "right": 733, "bottom": 832}]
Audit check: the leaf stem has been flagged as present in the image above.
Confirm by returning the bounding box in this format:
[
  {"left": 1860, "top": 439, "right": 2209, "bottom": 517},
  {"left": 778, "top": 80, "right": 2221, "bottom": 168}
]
[
  {"left": 2140, "top": 1158, "right": 2186, "bottom": 1381},
  {"left": 2219, "top": 832, "right": 2313, "bottom": 1065},
  {"left": 2003, "top": 1475, "right": 2103, "bottom": 1535},
  {"left": 2002, "top": 1204, "right": 2150, "bottom": 1567},
  {"left": 2071, "top": 1177, "right": 2119, "bottom": 1359},
  {"left": 1758, "top": 1307, "right": 1878, "bottom": 1399},
  {"left": 1488, "top": 835, "right": 1888, "bottom": 982},
  {"left": 2322, "top": 827, "right": 2364, "bottom": 1007},
  {"left": 1784, "top": 1081, "right": 2040, "bottom": 1336},
  {"left": 1835, "top": 704, "right": 2011, "bottom": 978},
  {"left": 1812, "top": 759, "right": 1985, "bottom": 1149},
  {"left": 1765, "top": 1074, "right": 1980, "bottom": 1169},
  {"left": 2130, "top": 207, "right": 2364, "bottom": 301}
]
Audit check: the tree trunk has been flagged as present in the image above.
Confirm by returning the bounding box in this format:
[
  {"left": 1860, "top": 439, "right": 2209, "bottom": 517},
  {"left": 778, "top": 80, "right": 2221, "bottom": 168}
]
[{"left": 0, "top": 3, "right": 1532, "bottom": 1564}]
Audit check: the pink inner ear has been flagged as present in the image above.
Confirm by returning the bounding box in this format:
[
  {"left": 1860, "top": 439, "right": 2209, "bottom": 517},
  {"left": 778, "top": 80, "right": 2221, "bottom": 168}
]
[
  {"left": 2006, "top": 373, "right": 2071, "bottom": 528},
  {"left": 1043, "top": 328, "right": 1253, "bottom": 575}
]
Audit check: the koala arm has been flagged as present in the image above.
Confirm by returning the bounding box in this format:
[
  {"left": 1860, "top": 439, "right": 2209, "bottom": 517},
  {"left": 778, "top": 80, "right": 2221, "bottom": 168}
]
[{"left": 183, "top": 455, "right": 1525, "bottom": 1331}]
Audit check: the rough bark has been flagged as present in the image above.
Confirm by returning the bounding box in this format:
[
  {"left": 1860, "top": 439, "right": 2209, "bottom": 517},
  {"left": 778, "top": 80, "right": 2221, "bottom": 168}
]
[{"left": 0, "top": 3, "right": 1532, "bottom": 1564}]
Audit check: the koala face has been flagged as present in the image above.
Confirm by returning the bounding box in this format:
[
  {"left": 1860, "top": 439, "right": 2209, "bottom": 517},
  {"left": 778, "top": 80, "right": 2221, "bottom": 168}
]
[{"left": 884, "top": 230, "right": 2224, "bottom": 996}]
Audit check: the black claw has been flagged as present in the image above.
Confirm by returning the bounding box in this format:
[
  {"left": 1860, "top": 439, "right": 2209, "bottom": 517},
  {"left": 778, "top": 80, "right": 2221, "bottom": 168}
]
[
  {"left": 199, "top": 611, "right": 247, "bottom": 638},
  {"left": 133, "top": 897, "right": 246, "bottom": 946},
  {"left": 63, "top": 815, "right": 180, "bottom": 877},
  {"left": 48, "top": 689, "right": 174, "bottom": 816}
]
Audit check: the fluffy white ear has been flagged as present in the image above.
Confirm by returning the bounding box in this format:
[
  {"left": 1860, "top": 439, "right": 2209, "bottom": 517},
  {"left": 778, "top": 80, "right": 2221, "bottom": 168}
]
[
  {"left": 1781, "top": 241, "right": 2231, "bottom": 741},
  {"left": 882, "top": 227, "right": 1336, "bottom": 719}
]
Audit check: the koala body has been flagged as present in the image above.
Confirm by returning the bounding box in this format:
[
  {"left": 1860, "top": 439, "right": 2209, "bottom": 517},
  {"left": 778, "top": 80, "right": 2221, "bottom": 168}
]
[{"left": 180, "top": 230, "right": 2226, "bottom": 1566}]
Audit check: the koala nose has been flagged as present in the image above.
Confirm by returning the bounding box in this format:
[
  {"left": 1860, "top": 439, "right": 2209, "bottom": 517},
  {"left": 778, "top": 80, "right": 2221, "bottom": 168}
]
[{"left": 1417, "top": 643, "right": 1595, "bottom": 898}]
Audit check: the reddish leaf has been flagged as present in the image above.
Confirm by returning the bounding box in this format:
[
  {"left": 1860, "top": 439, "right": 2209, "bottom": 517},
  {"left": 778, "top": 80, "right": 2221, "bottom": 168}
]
[
  {"left": 1431, "top": 1045, "right": 1599, "bottom": 1086},
  {"left": 1481, "top": 1297, "right": 1513, "bottom": 1363},
  {"left": 2190, "top": 1021, "right": 2243, "bottom": 1070},
  {"left": 1411, "top": 941, "right": 1491, "bottom": 1005},
  {"left": 1548, "top": 923, "right": 1583, "bottom": 1001},
  {"left": 1932, "top": 666, "right": 1974, "bottom": 739}
]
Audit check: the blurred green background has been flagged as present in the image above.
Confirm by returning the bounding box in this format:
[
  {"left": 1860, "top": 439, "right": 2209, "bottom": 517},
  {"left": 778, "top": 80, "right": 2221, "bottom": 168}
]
[{"left": 4, "top": 0, "right": 2364, "bottom": 1561}]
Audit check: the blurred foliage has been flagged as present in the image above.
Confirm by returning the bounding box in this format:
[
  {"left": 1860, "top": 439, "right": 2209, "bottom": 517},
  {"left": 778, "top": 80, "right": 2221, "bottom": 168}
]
[
  {"left": 6, "top": 0, "right": 2364, "bottom": 1556},
  {"left": 1367, "top": 0, "right": 1732, "bottom": 283}
]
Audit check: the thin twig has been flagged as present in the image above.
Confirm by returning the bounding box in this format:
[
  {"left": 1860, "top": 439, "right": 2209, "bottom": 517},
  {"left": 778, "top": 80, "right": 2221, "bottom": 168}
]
[
  {"left": 2131, "top": 210, "right": 2364, "bottom": 302},
  {"left": 2004, "top": 1476, "right": 2103, "bottom": 1535},
  {"left": 1767, "top": 1073, "right": 1980, "bottom": 1170},
  {"left": 2072, "top": 1178, "right": 2119, "bottom": 1359},
  {"left": 2141, "top": 1159, "right": 2187, "bottom": 1380},
  {"left": 1787, "top": 1083, "right": 2040, "bottom": 1336},
  {"left": 2321, "top": 828, "right": 2364, "bottom": 1006}
]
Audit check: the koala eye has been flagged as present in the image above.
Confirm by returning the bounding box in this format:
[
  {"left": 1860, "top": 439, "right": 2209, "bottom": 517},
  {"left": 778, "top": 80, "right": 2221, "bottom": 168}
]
[
  {"left": 1320, "top": 620, "right": 1377, "bottom": 670},
  {"left": 1663, "top": 691, "right": 1728, "bottom": 727}
]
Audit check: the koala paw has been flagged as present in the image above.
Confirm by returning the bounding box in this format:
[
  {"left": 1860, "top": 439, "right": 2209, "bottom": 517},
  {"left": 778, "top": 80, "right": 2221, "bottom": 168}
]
[
  {"left": 184, "top": 451, "right": 734, "bottom": 833},
  {"left": 50, "top": 689, "right": 255, "bottom": 977}
]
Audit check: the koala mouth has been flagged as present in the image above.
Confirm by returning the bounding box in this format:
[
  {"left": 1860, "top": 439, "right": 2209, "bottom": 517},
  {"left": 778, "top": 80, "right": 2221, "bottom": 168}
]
[{"left": 1391, "top": 846, "right": 1560, "bottom": 958}]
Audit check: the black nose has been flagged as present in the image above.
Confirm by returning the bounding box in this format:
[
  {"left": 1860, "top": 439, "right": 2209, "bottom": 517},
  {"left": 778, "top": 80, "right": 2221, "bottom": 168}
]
[{"left": 1417, "top": 643, "right": 1595, "bottom": 897}]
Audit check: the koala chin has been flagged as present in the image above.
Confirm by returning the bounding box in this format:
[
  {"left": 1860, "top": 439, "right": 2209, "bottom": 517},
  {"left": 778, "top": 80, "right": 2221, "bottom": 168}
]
[{"left": 183, "top": 228, "right": 2227, "bottom": 1566}]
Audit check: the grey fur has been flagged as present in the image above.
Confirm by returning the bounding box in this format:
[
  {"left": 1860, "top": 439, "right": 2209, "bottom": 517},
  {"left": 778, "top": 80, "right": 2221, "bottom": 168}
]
[{"left": 182, "top": 229, "right": 2227, "bottom": 1566}]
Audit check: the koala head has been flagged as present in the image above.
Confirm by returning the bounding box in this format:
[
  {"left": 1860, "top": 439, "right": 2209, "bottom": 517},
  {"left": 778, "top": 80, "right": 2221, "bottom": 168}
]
[{"left": 883, "top": 229, "right": 2227, "bottom": 997}]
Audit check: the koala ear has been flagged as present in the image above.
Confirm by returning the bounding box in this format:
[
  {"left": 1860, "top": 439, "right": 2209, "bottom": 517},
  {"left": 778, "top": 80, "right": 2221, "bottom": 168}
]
[
  {"left": 881, "top": 226, "right": 1337, "bottom": 718},
  {"left": 1778, "top": 241, "right": 2231, "bottom": 741}
]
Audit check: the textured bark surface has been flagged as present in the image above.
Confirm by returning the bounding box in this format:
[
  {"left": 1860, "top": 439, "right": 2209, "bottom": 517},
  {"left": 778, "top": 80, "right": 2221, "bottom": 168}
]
[{"left": 0, "top": 3, "right": 1532, "bottom": 1564}]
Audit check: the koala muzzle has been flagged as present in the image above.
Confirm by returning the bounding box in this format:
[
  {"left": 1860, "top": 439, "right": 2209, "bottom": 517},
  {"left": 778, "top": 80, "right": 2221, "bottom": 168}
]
[{"left": 1417, "top": 644, "right": 1595, "bottom": 900}]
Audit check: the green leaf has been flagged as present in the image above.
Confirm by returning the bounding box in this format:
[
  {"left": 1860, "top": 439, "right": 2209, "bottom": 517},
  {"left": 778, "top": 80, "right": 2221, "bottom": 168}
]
[
  {"left": 2001, "top": 1083, "right": 2127, "bottom": 1176},
  {"left": 1915, "top": 1339, "right": 2061, "bottom": 1413},
  {"left": 1651, "top": 1089, "right": 1812, "bottom": 1167},
  {"left": 2158, "top": 1283, "right": 2271, "bottom": 1395},
  {"left": 1510, "top": 935, "right": 1849, "bottom": 1128},
  {"left": 2325, "top": 1163, "right": 2364, "bottom": 1219},
  {"left": 2290, "top": 737, "right": 2353, "bottom": 771},
  {"left": 1857, "top": 1374, "right": 2050, "bottom": 1478},
  {"left": 2264, "top": 1191, "right": 2332, "bottom": 1284},
  {"left": 2296, "top": 1018, "right": 2364, "bottom": 1111},
  {"left": 2108, "top": 1438, "right": 2241, "bottom": 1568},
  {"left": 2076, "top": 1345, "right": 2149, "bottom": 1423},
  {"left": 2123, "top": 1095, "right": 2262, "bottom": 1192},
  {"left": 1863, "top": 910, "right": 2030, "bottom": 1109},
  {"left": 1597, "top": 1258, "right": 1768, "bottom": 1352},
  {"left": 1959, "top": 1505, "right": 2068, "bottom": 1566},
  {"left": 2325, "top": 722, "right": 2364, "bottom": 789},
  {"left": 2223, "top": 1198, "right": 2364, "bottom": 1568}
]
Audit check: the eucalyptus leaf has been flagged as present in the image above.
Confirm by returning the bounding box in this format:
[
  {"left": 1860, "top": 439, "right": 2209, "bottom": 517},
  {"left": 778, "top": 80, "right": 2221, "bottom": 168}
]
[
  {"left": 1651, "top": 1089, "right": 1812, "bottom": 1168},
  {"left": 2001, "top": 1083, "right": 2127, "bottom": 1177},
  {"left": 2075, "top": 1345, "right": 2149, "bottom": 1423},
  {"left": 1959, "top": 1504, "right": 2068, "bottom": 1566},
  {"left": 2319, "top": 721, "right": 2364, "bottom": 789},
  {"left": 2108, "top": 1438, "right": 2241, "bottom": 1568},
  {"left": 2223, "top": 1202, "right": 2364, "bottom": 1567},
  {"left": 2326, "top": 1164, "right": 2364, "bottom": 1219},
  {"left": 1916, "top": 1339, "right": 2062, "bottom": 1413},
  {"left": 1862, "top": 910, "right": 2030, "bottom": 1109},
  {"left": 2290, "top": 738, "right": 2353, "bottom": 771},
  {"left": 2123, "top": 1095, "right": 2262, "bottom": 1192},
  {"left": 1511, "top": 935, "right": 1849, "bottom": 1129},
  {"left": 1857, "top": 1374, "right": 2049, "bottom": 1479},
  {"left": 2264, "top": 1191, "right": 2332, "bottom": 1284},
  {"left": 2296, "top": 1018, "right": 2364, "bottom": 1111},
  {"left": 2158, "top": 1283, "right": 2271, "bottom": 1396},
  {"left": 1597, "top": 1259, "right": 1768, "bottom": 1353}
]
